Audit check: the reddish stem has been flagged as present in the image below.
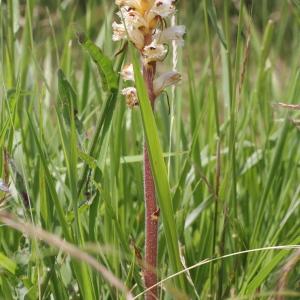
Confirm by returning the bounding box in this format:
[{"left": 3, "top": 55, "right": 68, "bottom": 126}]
[
  {"left": 142, "top": 37, "right": 158, "bottom": 299},
  {"left": 143, "top": 144, "right": 158, "bottom": 300}
]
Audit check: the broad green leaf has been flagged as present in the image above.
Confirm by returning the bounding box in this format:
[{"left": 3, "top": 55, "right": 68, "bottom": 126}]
[{"left": 78, "top": 33, "right": 118, "bottom": 92}]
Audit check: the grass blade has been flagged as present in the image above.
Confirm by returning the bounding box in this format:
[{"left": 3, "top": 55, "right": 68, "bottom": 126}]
[{"left": 131, "top": 45, "right": 186, "bottom": 292}]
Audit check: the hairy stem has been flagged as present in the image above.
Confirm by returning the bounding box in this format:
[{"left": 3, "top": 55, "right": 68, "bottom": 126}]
[
  {"left": 143, "top": 144, "right": 158, "bottom": 299},
  {"left": 143, "top": 45, "right": 158, "bottom": 299}
]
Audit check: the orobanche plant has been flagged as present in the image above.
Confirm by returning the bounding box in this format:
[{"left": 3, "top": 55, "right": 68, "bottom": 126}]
[{"left": 113, "top": 0, "right": 185, "bottom": 298}]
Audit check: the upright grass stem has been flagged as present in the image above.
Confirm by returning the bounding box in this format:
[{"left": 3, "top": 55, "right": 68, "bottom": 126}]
[
  {"left": 224, "top": 0, "right": 237, "bottom": 220},
  {"left": 203, "top": 0, "right": 221, "bottom": 296}
]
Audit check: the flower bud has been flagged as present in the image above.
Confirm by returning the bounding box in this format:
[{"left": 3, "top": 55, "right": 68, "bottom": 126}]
[
  {"left": 120, "top": 64, "right": 135, "bottom": 82},
  {"left": 122, "top": 87, "right": 139, "bottom": 108}
]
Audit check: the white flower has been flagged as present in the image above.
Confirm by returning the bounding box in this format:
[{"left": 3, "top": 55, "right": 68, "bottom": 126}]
[
  {"left": 122, "top": 87, "right": 139, "bottom": 108},
  {"left": 112, "top": 21, "right": 145, "bottom": 49},
  {"left": 153, "top": 71, "right": 181, "bottom": 95},
  {"left": 142, "top": 40, "right": 167, "bottom": 64},
  {"left": 150, "top": 0, "right": 176, "bottom": 18},
  {"left": 112, "top": 21, "right": 127, "bottom": 41},
  {"left": 120, "top": 64, "right": 135, "bottom": 81},
  {"left": 154, "top": 25, "right": 186, "bottom": 46}
]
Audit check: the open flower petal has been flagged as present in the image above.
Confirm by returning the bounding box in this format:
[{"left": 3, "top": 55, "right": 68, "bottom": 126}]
[
  {"left": 117, "top": 6, "right": 148, "bottom": 29},
  {"left": 153, "top": 71, "right": 181, "bottom": 95},
  {"left": 112, "top": 21, "right": 145, "bottom": 49},
  {"left": 128, "top": 26, "right": 145, "bottom": 49},
  {"left": 142, "top": 40, "right": 167, "bottom": 64},
  {"left": 112, "top": 21, "right": 127, "bottom": 41},
  {"left": 150, "top": 0, "right": 176, "bottom": 18},
  {"left": 154, "top": 25, "right": 186, "bottom": 46}
]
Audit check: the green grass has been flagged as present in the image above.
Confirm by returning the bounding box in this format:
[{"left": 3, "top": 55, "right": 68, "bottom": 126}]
[{"left": 0, "top": 0, "right": 300, "bottom": 299}]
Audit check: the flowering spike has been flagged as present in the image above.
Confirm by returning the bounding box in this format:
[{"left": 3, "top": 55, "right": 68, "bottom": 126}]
[
  {"left": 113, "top": 0, "right": 185, "bottom": 100},
  {"left": 113, "top": 0, "right": 185, "bottom": 298}
]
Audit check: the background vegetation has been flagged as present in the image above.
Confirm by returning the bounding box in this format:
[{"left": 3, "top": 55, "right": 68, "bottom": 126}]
[{"left": 0, "top": 0, "right": 300, "bottom": 299}]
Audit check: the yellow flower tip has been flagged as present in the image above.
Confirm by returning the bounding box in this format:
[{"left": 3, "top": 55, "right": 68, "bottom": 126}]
[
  {"left": 140, "top": 0, "right": 155, "bottom": 13},
  {"left": 148, "top": 17, "right": 158, "bottom": 30}
]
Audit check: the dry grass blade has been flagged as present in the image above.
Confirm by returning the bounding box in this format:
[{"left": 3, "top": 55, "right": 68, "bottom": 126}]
[
  {"left": 276, "top": 103, "right": 300, "bottom": 110},
  {"left": 0, "top": 211, "right": 133, "bottom": 300}
]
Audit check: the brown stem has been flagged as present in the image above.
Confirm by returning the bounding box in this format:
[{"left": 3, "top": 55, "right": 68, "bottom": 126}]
[{"left": 142, "top": 34, "right": 158, "bottom": 299}]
